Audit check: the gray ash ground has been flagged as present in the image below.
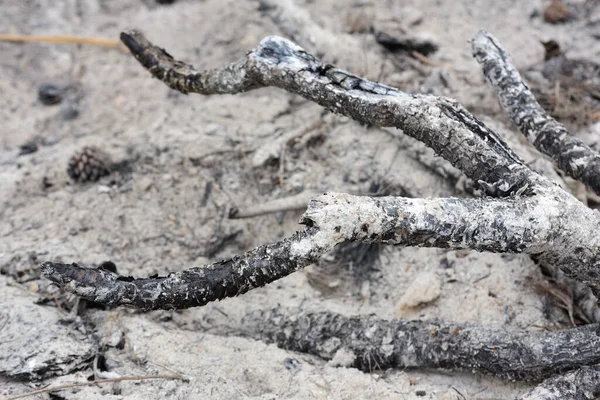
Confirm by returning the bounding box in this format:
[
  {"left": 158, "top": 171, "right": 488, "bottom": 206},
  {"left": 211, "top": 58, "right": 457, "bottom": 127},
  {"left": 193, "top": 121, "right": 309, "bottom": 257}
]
[{"left": 1, "top": 0, "right": 599, "bottom": 399}]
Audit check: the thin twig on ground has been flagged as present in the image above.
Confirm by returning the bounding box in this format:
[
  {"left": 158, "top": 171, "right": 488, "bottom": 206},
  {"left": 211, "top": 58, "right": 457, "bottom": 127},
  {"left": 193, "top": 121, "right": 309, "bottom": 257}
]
[{"left": 229, "top": 191, "right": 318, "bottom": 219}]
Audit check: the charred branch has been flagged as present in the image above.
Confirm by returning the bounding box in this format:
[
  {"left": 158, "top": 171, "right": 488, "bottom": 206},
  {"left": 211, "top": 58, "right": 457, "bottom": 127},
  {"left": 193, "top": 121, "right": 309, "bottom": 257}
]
[
  {"left": 473, "top": 31, "right": 600, "bottom": 195},
  {"left": 231, "top": 307, "right": 600, "bottom": 382},
  {"left": 42, "top": 229, "right": 330, "bottom": 311},
  {"left": 120, "top": 29, "right": 538, "bottom": 198}
]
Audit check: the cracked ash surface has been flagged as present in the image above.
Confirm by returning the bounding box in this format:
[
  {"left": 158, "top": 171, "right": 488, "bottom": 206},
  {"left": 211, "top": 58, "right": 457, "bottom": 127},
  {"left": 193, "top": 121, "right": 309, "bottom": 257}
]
[{"left": 1, "top": 0, "right": 599, "bottom": 398}]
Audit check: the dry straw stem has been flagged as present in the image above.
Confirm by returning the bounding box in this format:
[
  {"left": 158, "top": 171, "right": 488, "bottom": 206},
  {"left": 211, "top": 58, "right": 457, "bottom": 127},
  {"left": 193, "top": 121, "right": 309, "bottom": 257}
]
[
  {"left": 229, "top": 191, "right": 318, "bottom": 219},
  {"left": 40, "top": 28, "right": 600, "bottom": 391},
  {"left": 0, "top": 34, "right": 124, "bottom": 49}
]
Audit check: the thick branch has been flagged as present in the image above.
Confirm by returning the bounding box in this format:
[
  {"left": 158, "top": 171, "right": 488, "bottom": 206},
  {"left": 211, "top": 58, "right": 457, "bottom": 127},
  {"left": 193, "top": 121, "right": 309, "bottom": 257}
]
[
  {"left": 42, "top": 229, "right": 332, "bottom": 310},
  {"left": 303, "top": 192, "right": 600, "bottom": 291},
  {"left": 121, "top": 29, "right": 541, "bottom": 197},
  {"left": 517, "top": 367, "right": 600, "bottom": 399},
  {"left": 233, "top": 307, "right": 600, "bottom": 382},
  {"left": 472, "top": 30, "right": 600, "bottom": 195}
]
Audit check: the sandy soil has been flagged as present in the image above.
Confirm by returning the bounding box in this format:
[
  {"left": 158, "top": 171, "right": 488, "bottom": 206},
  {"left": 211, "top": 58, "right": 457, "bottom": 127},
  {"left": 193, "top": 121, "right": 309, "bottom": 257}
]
[{"left": 1, "top": 0, "right": 599, "bottom": 399}]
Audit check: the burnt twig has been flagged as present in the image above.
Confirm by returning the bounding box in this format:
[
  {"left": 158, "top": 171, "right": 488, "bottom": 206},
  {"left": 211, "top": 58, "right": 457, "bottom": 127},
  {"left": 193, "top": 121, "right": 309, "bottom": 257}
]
[
  {"left": 473, "top": 30, "right": 600, "bottom": 195},
  {"left": 42, "top": 229, "right": 329, "bottom": 310}
]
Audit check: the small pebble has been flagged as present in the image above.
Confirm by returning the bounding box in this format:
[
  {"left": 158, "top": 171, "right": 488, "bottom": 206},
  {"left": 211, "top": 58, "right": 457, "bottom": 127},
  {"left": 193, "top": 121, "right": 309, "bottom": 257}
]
[
  {"left": 41, "top": 176, "right": 54, "bottom": 190},
  {"left": 61, "top": 100, "right": 80, "bottom": 120},
  {"left": 396, "top": 271, "right": 442, "bottom": 313},
  {"left": 138, "top": 176, "right": 154, "bottom": 191},
  {"left": 18, "top": 141, "right": 38, "bottom": 156},
  {"left": 544, "top": 0, "right": 570, "bottom": 24},
  {"left": 283, "top": 357, "right": 300, "bottom": 370},
  {"left": 38, "top": 83, "right": 64, "bottom": 105},
  {"left": 99, "top": 261, "right": 117, "bottom": 274}
]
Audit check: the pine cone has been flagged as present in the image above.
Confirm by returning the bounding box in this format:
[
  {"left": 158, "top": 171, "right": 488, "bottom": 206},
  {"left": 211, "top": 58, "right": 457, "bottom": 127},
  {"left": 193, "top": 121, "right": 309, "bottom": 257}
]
[{"left": 67, "top": 146, "right": 112, "bottom": 182}]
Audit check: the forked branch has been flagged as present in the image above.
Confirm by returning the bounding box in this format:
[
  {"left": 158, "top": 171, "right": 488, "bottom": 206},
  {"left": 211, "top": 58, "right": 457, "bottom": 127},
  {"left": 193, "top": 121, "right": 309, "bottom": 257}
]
[
  {"left": 43, "top": 29, "right": 600, "bottom": 305},
  {"left": 40, "top": 28, "right": 600, "bottom": 392}
]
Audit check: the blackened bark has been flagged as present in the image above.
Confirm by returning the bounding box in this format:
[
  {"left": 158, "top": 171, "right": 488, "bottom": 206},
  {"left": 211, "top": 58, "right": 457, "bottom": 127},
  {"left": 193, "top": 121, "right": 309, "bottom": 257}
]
[
  {"left": 43, "top": 30, "right": 600, "bottom": 309},
  {"left": 472, "top": 30, "right": 600, "bottom": 195},
  {"left": 121, "top": 29, "right": 540, "bottom": 198},
  {"left": 236, "top": 308, "right": 600, "bottom": 382},
  {"left": 42, "top": 229, "right": 329, "bottom": 311}
]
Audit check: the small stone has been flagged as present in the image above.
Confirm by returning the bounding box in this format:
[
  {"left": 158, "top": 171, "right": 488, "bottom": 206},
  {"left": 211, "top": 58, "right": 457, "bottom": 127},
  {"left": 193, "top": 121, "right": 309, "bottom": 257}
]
[
  {"left": 113, "top": 95, "right": 126, "bottom": 107},
  {"left": 170, "top": 246, "right": 184, "bottom": 258},
  {"left": 283, "top": 357, "right": 299, "bottom": 370},
  {"left": 61, "top": 100, "right": 80, "bottom": 120},
  {"left": 544, "top": 0, "right": 570, "bottom": 24},
  {"left": 18, "top": 141, "right": 38, "bottom": 156},
  {"left": 38, "top": 84, "right": 64, "bottom": 105},
  {"left": 396, "top": 271, "right": 442, "bottom": 312},
  {"left": 98, "top": 261, "right": 117, "bottom": 274},
  {"left": 138, "top": 176, "right": 154, "bottom": 191},
  {"left": 203, "top": 124, "right": 220, "bottom": 136},
  {"left": 41, "top": 176, "right": 54, "bottom": 190}
]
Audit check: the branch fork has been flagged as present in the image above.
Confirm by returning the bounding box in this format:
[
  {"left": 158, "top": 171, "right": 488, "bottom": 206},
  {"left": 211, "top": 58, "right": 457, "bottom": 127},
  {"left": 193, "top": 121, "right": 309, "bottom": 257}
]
[{"left": 40, "top": 26, "right": 600, "bottom": 394}]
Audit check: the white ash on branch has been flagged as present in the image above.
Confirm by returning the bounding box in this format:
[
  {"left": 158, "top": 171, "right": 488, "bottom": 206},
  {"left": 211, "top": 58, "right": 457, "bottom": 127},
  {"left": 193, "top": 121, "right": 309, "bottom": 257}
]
[{"left": 41, "top": 28, "right": 600, "bottom": 388}]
